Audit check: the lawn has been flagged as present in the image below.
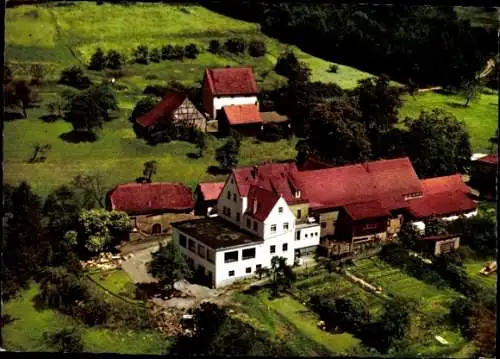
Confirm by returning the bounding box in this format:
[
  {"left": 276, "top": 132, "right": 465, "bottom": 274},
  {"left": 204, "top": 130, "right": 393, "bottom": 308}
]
[
  {"left": 2, "top": 282, "right": 171, "bottom": 354},
  {"left": 231, "top": 290, "right": 359, "bottom": 356},
  {"left": 463, "top": 260, "right": 497, "bottom": 290},
  {"left": 399, "top": 89, "right": 498, "bottom": 152}
]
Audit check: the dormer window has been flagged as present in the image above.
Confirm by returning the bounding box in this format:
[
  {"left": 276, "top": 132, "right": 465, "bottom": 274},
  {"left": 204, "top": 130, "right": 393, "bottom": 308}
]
[
  {"left": 233, "top": 193, "right": 237, "bottom": 202},
  {"left": 227, "top": 191, "right": 231, "bottom": 200},
  {"left": 278, "top": 207, "right": 283, "bottom": 214},
  {"left": 295, "top": 190, "right": 301, "bottom": 199}
]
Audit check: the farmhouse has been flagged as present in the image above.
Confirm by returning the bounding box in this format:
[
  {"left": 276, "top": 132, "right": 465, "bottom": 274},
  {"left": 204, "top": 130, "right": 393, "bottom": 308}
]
[
  {"left": 107, "top": 182, "right": 195, "bottom": 238},
  {"left": 194, "top": 181, "right": 225, "bottom": 216},
  {"left": 218, "top": 104, "right": 263, "bottom": 136},
  {"left": 202, "top": 66, "right": 259, "bottom": 120},
  {"left": 469, "top": 153, "right": 497, "bottom": 200},
  {"left": 136, "top": 91, "right": 206, "bottom": 135}
]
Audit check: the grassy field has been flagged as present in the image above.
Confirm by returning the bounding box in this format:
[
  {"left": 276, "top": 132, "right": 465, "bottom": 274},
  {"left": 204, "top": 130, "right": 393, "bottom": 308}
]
[
  {"left": 400, "top": 89, "right": 498, "bottom": 152},
  {"left": 231, "top": 290, "right": 359, "bottom": 356},
  {"left": 464, "top": 261, "right": 497, "bottom": 290},
  {"left": 2, "top": 282, "right": 171, "bottom": 354}
]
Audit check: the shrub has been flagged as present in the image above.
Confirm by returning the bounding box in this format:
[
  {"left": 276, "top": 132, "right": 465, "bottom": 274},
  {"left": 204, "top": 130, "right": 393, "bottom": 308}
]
[
  {"left": 74, "top": 295, "right": 111, "bottom": 326},
  {"left": 208, "top": 39, "right": 222, "bottom": 54},
  {"left": 43, "top": 327, "right": 83, "bottom": 353},
  {"left": 275, "top": 51, "right": 311, "bottom": 82},
  {"left": 161, "top": 45, "right": 174, "bottom": 60},
  {"left": 184, "top": 44, "right": 200, "bottom": 59},
  {"left": 143, "top": 84, "right": 168, "bottom": 97},
  {"left": 224, "top": 37, "right": 246, "bottom": 54},
  {"left": 59, "top": 66, "right": 93, "bottom": 90},
  {"left": 145, "top": 74, "right": 158, "bottom": 80},
  {"left": 106, "top": 50, "right": 123, "bottom": 70},
  {"left": 150, "top": 48, "right": 161, "bottom": 63},
  {"left": 29, "top": 64, "right": 44, "bottom": 85},
  {"left": 133, "top": 45, "right": 149, "bottom": 64},
  {"left": 88, "top": 48, "right": 107, "bottom": 71},
  {"left": 257, "top": 123, "right": 285, "bottom": 142},
  {"left": 248, "top": 40, "right": 266, "bottom": 57},
  {"left": 328, "top": 64, "right": 339, "bottom": 73},
  {"left": 107, "top": 301, "right": 151, "bottom": 330},
  {"left": 172, "top": 45, "right": 185, "bottom": 60}
]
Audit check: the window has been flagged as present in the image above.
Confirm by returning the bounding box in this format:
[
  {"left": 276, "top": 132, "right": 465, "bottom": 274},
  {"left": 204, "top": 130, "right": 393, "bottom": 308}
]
[
  {"left": 253, "top": 221, "right": 258, "bottom": 231},
  {"left": 246, "top": 267, "right": 251, "bottom": 274},
  {"left": 152, "top": 223, "right": 162, "bottom": 234},
  {"left": 227, "top": 208, "right": 231, "bottom": 217},
  {"left": 278, "top": 207, "right": 283, "bottom": 213},
  {"left": 297, "top": 209, "right": 302, "bottom": 219},
  {"left": 223, "top": 206, "right": 227, "bottom": 215},
  {"left": 270, "top": 224, "right": 277, "bottom": 233},
  {"left": 305, "top": 233, "right": 308, "bottom": 238},
  {"left": 283, "top": 222, "right": 289, "bottom": 231},
  {"left": 224, "top": 251, "right": 239, "bottom": 263},
  {"left": 282, "top": 243, "right": 288, "bottom": 251},
  {"left": 236, "top": 213, "right": 240, "bottom": 222},
  {"left": 256, "top": 264, "right": 262, "bottom": 272},
  {"left": 179, "top": 234, "right": 187, "bottom": 247},
  {"left": 207, "top": 249, "right": 215, "bottom": 263},
  {"left": 227, "top": 191, "right": 231, "bottom": 199},
  {"left": 246, "top": 218, "right": 251, "bottom": 228},
  {"left": 270, "top": 245, "right": 276, "bottom": 254},
  {"left": 188, "top": 239, "right": 196, "bottom": 252},
  {"left": 197, "top": 245, "right": 206, "bottom": 258},
  {"left": 321, "top": 222, "right": 326, "bottom": 228},
  {"left": 296, "top": 230, "right": 301, "bottom": 241},
  {"left": 363, "top": 223, "right": 378, "bottom": 230},
  {"left": 233, "top": 193, "right": 237, "bottom": 202},
  {"left": 315, "top": 232, "right": 319, "bottom": 236},
  {"left": 228, "top": 270, "right": 235, "bottom": 277},
  {"left": 242, "top": 248, "right": 256, "bottom": 260}
]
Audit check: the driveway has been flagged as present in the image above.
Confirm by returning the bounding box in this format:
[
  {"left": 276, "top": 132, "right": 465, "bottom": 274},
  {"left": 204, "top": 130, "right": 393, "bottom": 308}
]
[{"left": 121, "top": 244, "right": 163, "bottom": 284}]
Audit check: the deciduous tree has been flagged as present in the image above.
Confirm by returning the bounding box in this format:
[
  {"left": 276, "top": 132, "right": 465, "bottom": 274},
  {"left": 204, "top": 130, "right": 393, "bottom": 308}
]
[
  {"left": 143, "top": 160, "right": 158, "bottom": 183},
  {"left": 215, "top": 136, "right": 240, "bottom": 171},
  {"left": 88, "top": 48, "right": 107, "bottom": 70},
  {"left": 71, "top": 173, "right": 107, "bottom": 209},
  {"left": 59, "top": 66, "right": 93, "bottom": 90}
]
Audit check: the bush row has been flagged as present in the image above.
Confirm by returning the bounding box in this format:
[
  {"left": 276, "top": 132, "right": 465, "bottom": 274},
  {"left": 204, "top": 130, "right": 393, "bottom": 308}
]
[{"left": 208, "top": 38, "right": 266, "bottom": 57}]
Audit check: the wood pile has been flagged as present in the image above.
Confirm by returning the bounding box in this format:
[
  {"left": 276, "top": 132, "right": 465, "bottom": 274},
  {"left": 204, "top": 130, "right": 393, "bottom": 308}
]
[
  {"left": 147, "top": 302, "right": 190, "bottom": 337},
  {"left": 81, "top": 252, "right": 123, "bottom": 270}
]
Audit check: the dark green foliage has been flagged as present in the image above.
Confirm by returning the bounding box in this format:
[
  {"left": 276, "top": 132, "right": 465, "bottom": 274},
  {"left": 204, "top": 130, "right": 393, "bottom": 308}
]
[
  {"left": 64, "top": 84, "right": 118, "bottom": 134},
  {"left": 4, "top": 64, "right": 13, "bottom": 84},
  {"left": 43, "top": 327, "right": 84, "bottom": 353},
  {"left": 328, "top": 64, "right": 339, "bottom": 73},
  {"left": 2, "top": 182, "right": 50, "bottom": 300},
  {"left": 106, "top": 49, "right": 123, "bottom": 69},
  {"left": 39, "top": 266, "right": 88, "bottom": 309},
  {"left": 398, "top": 221, "right": 423, "bottom": 251},
  {"left": 215, "top": 136, "right": 240, "bottom": 171},
  {"left": 133, "top": 45, "right": 149, "bottom": 64},
  {"left": 195, "top": 131, "right": 207, "bottom": 157},
  {"left": 459, "top": 77, "right": 483, "bottom": 106},
  {"left": 404, "top": 109, "right": 472, "bottom": 179},
  {"left": 70, "top": 173, "right": 107, "bottom": 209},
  {"left": 161, "top": 45, "right": 185, "bottom": 60},
  {"left": 28, "top": 143, "right": 51, "bottom": 163},
  {"left": 88, "top": 47, "right": 107, "bottom": 70},
  {"left": 150, "top": 48, "right": 161, "bottom": 63},
  {"left": 4, "top": 79, "right": 37, "bottom": 118},
  {"left": 448, "top": 215, "right": 497, "bottom": 256},
  {"left": 295, "top": 139, "right": 311, "bottom": 167},
  {"left": 424, "top": 218, "right": 449, "bottom": 236},
  {"left": 257, "top": 123, "right": 285, "bottom": 142},
  {"left": 275, "top": 51, "right": 311, "bottom": 83},
  {"left": 142, "top": 160, "right": 158, "bottom": 182},
  {"left": 129, "top": 96, "right": 160, "bottom": 124},
  {"left": 208, "top": 39, "right": 222, "bottom": 54},
  {"left": 106, "top": 302, "right": 151, "bottom": 330},
  {"left": 29, "top": 63, "right": 44, "bottom": 84},
  {"left": 172, "top": 45, "right": 185, "bottom": 60},
  {"left": 184, "top": 43, "right": 200, "bottom": 59},
  {"left": 269, "top": 256, "right": 296, "bottom": 296},
  {"left": 73, "top": 294, "right": 111, "bottom": 326},
  {"left": 59, "top": 66, "right": 93, "bottom": 90},
  {"left": 148, "top": 242, "right": 191, "bottom": 294},
  {"left": 143, "top": 84, "right": 168, "bottom": 97},
  {"left": 147, "top": 123, "right": 202, "bottom": 145},
  {"left": 248, "top": 39, "right": 266, "bottom": 57},
  {"left": 223, "top": 37, "right": 246, "bottom": 53}
]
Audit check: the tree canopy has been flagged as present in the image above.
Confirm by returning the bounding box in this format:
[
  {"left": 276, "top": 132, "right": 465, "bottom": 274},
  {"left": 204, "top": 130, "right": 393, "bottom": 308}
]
[{"left": 148, "top": 241, "right": 191, "bottom": 294}]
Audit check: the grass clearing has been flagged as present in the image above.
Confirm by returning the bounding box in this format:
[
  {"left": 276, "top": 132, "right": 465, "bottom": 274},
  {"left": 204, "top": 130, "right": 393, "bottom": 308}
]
[
  {"left": 2, "top": 282, "right": 171, "bottom": 354},
  {"left": 463, "top": 261, "right": 497, "bottom": 290},
  {"left": 400, "top": 89, "right": 498, "bottom": 152}
]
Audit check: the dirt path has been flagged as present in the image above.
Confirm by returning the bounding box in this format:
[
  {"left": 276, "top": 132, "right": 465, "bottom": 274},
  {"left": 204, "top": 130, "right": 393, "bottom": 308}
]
[{"left": 121, "top": 245, "right": 161, "bottom": 284}]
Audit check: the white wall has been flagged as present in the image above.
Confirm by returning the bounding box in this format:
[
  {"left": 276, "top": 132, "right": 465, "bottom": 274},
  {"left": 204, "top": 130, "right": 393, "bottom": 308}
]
[
  {"left": 263, "top": 197, "right": 296, "bottom": 239},
  {"left": 215, "top": 244, "right": 265, "bottom": 287},
  {"left": 294, "top": 223, "right": 321, "bottom": 250},
  {"left": 217, "top": 174, "right": 245, "bottom": 227},
  {"left": 213, "top": 95, "right": 258, "bottom": 119}
]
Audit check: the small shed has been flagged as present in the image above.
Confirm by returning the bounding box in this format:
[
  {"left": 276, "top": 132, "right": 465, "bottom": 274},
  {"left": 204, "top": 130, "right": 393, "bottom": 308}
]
[
  {"left": 218, "top": 104, "right": 263, "bottom": 136},
  {"left": 194, "top": 182, "right": 225, "bottom": 216}
]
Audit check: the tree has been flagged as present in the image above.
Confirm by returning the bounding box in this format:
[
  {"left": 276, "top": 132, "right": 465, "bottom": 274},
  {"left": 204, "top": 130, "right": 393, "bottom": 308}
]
[
  {"left": 459, "top": 77, "right": 482, "bottom": 107},
  {"left": 148, "top": 241, "right": 191, "bottom": 295},
  {"left": 373, "top": 298, "right": 412, "bottom": 353},
  {"left": 295, "top": 139, "right": 311, "bottom": 167},
  {"left": 71, "top": 173, "right": 107, "bottom": 209},
  {"left": 208, "top": 39, "right": 222, "bottom": 54},
  {"left": 47, "top": 94, "right": 68, "bottom": 118},
  {"left": 43, "top": 327, "right": 84, "bottom": 353},
  {"left": 424, "top": 218, "right": 448, "bottom": 236},
  {"left": 65, "top": 84, "right": 118, "bottom": 134},
  {"left": 28, "top": 143, "right": 51, "bottom": 163},
  {"left": 184, "top": 44, "right": 200, "bottom": 59},
  {"left": 223, "top": 37, "right": 247, "bottom": 53},
  {"left": 88, "top": 48, "right": 107, "bottom": 70},
  {"left": 129, "top": 96, "right": 160, "bottom": 124},
  {"left": 351, "top": 75, "right": 403, "bottom": 158},
  {"left": 133, "top": 45, "right": 149, "bottom": 64},
  {"left": 29, "top": 63, "right": 44, "bottom": 84},
  {"left": 472, "top": 307, "right": 497, "bottom": 358},
  {"left": 39, "top": 267, "right": 87, "bottom": 309},
  {"left": 404, "top": 109, "right": 472, "bottom": 178},
  {"left": 269, "top": 256, "right": 296, "bottom": 296},
  {"left": 275, "top": 50, "right": 311, "bottom": 82},
  {"left": 150, "top": 48, "right": 161, "bottom": 63},
  {"left": 4, "top": 64, "right": 13, "bottom": 84},
  {"left": 4, "top": 80, "right": 35, "bottom": 118},
  {"left": 76, "top": 209, "right": 132, "bottom": 253},
  {"left": 161, "top": 45, "right": 174, "bottom": 60},
  {"left": 195, "top": 131, "right": 207, "bottom": 157},
  {"left": 106, "top": 50, "right": 123, "bottom": 70},
  {"left": 248, "top": 40, "right": 266, "bottom": 57},
  {"left": 143, "top": 160, "right": 158, "bottom": 183},
  {"left": 304, "top": 99, "right": 372, "bottom": 165},
  {"left": 398, "top": 221, "right": 423, "bottom": 251},
  {"left": 334, "top": 297, "right": 371, "bottom": 334},
  {"left": 59, "top": 66, "right": 93, "bottom": 90},
  {"left": 215, "top": 136, "right": 240, "bottom": 171}
]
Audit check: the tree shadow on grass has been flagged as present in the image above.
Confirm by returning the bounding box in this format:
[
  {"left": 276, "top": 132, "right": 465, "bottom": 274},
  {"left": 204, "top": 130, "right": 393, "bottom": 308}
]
[
  {"left": 39, "top": 114, "right": 60, "bottom": 123},
  {"left": 32, "top": 294, "right": 49, "bottom": 312},
  {"left": 186, "top": 152, "right": 201, "bottom": 160},
  {"left": 3, "top": 111, "right": 24, "bottom": 121},
  {"left": 446, "top": 102, "right": 468, "bottom": 109},
  {"left": 207, "top": 165, "right": 231, "bottom": 176},
  {"left": 0, "top": 314, "right": 17, "bottom": 328},
  {"left": 59, "top": 131, "right": 98, "bottom": 143}
]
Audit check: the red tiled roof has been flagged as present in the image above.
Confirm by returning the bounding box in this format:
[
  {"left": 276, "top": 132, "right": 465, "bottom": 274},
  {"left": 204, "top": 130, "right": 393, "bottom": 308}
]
[
  {"left": 292, "top": 157, "right": 423, "bottom": 211},
  {"left": 299, "top": 154, "right": 336, "bottom": 171},
  {"left": 245, "top": 185, "right": 280, "bottom": 221},
  {"left": 476, "top": 153, "right": 498, "bottom": 165},
  {"left": 136, "top": 91, "right": 186, "bottom": 128},
  {"left": 197, "top": 182, "right": 225, "bottom": 201},
  {"left": 205, "top": 67, "right": 258, "bottom": 96},
  {"left": 407, "top": 174, "right": 477, "bottom": 219},
  {"left": 344, "top": 200, "right": 391, "bottom": 220},
  {"left": 232, "top": 162, "right": 303, "bottom": 205},
  {"left": 223, "top": 104, "right": 262, "bottom": 126},
  {"left": 109, "top": 182, "right": 194, "bottom": 215}
]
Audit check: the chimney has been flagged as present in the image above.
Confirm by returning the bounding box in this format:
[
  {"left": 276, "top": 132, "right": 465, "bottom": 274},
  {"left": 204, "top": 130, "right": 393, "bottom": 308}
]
[
  {"left": 253, "top": 199, "right": 258, "bottom": 213},
  {"left": 251, "top": 166, "right": 258, "bottom": 179}
]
